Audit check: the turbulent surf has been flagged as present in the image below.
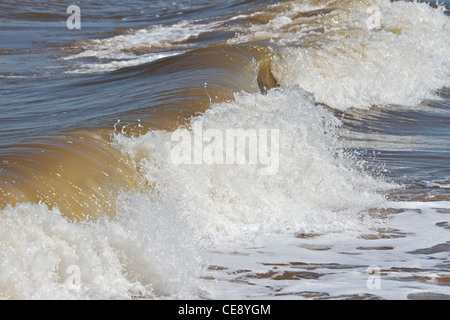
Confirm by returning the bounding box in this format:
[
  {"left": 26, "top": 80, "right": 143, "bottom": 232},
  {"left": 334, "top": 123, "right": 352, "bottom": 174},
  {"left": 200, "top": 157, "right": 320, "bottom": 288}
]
[{"left": 0, "top": 0, "right": 449, "bottom": 299}]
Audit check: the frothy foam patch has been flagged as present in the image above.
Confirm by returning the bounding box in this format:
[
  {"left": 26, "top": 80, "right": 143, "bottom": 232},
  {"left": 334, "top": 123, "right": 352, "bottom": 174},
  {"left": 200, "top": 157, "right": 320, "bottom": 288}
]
[
  {"left": 226, "top": 0, "right": 450, "bottom": 110},
  {"left": 205, "top": 201, "right": 450, "bottom": 300},
  {"left": 114, "top": 87, "right": 391, "bottom": 243},
  {"left": 0, "top": 196, "right": 206, "bottom": 300},
  {"left": 64, "top": 20, "right": 222, "bottom": 73},
  {"left": 270, "top": 0, "right": 450, "bottom": 110},
  {"left": 226, "top": 1, "right": 329, "bottom": 45},
  {"left": 66, "top": 52, "right": 182, "bottom": 74}
]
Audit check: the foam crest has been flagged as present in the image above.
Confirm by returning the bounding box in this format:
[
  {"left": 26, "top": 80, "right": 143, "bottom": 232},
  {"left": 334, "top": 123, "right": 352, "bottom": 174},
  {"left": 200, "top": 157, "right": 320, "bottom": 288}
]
[
  {"left": 226, "top": 0, "right": 450, "bottom": 110},
  {"left": 270, "top": 0, "right": 450, "bottom": 110},
  {"left": 114, "top": 87, "right": 390, "bottom": 242},
  {"left": 0, "top": 196, "right": 205, "bottom": 299},
  {"left": 67, "top": 52, "right": 182, "bottom": 74}
]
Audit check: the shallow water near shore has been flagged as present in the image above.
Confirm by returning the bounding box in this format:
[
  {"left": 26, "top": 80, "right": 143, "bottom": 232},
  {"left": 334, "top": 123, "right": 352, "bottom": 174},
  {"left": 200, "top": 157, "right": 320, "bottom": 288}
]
[{"left": 0, "top": 0, "right": 449, "bottom": 299}]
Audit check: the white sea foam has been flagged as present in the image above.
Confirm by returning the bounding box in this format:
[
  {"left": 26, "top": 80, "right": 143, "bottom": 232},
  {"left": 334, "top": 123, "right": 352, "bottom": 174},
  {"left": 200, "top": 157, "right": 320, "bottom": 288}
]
[
  {"left": 0, "top": 196, "right": 206, "bottom": 300},
  {"left": 65, "top": 20, "right": 221, "bottom": 73},
  {"left": 269, "top": 0, "right": 450, "bottom": 110},
  {"left": 68, "top": 20, "right": 220, "bottom": 60},
  {"left": 67, "top": 52, "right": 182, "bottom": 74},
  {"left": 226, "top": 0, "right": 450, "bottom": 110},
  {"left": 114, "top": 87, "right": 391, "bottom": 243},
  {"left": 3, "top": 0, "right": 449, "bottom": 300},
  {"left": 206, "top": 202, "right": 450, "bottom": 300},
  {"left": 0, "top": 87, "right": 390, "bottom": 299}
]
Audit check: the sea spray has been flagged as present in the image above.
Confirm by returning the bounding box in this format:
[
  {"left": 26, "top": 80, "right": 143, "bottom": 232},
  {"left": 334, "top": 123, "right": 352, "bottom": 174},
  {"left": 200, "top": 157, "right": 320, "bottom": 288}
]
[
  {"left": 114, "top": 87, "right": 391, "bottom": 243},
  {"left": 0, "top": 195, "right": 206, "bottom": 299}
]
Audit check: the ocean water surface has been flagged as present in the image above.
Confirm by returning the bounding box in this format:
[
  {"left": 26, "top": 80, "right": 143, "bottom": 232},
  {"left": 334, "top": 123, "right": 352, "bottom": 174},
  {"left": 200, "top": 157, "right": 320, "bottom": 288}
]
[{"left": 0, "top": 0, "right": 449, "bottom": 299}]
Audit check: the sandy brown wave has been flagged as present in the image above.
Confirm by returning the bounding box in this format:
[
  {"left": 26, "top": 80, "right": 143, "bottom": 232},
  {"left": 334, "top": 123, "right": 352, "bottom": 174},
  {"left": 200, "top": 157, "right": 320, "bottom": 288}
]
[{"left": 0, "top": 45, "right": 278, "bottom": 220}]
